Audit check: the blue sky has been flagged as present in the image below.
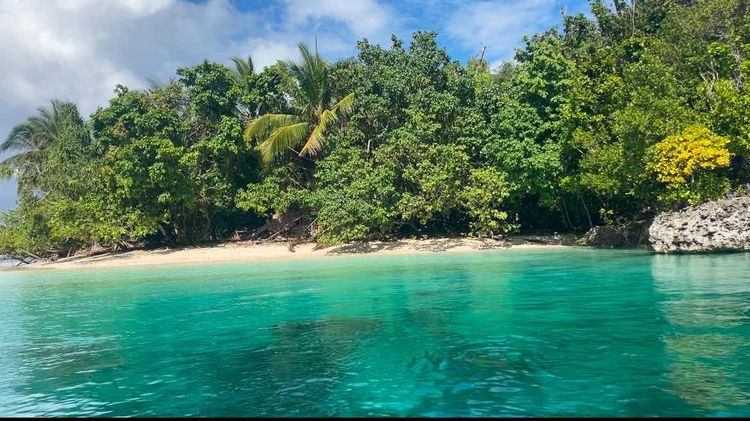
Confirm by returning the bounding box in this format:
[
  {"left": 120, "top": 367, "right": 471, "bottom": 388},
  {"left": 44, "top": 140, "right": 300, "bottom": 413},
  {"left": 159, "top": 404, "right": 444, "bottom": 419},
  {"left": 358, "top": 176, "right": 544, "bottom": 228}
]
[
  {"left": 221, "top": 0, "right": 591, "bottom": 66},
  {"left": 0, "top": 0, "right": 591, "bottom": 211}
]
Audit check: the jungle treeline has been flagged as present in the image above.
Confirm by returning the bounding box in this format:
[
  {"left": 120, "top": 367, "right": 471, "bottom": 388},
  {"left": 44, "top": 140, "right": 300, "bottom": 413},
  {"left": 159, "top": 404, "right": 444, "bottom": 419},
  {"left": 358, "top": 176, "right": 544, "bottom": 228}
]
[{"left": 2, "top": 0, "right": 749, "bottom": 258}]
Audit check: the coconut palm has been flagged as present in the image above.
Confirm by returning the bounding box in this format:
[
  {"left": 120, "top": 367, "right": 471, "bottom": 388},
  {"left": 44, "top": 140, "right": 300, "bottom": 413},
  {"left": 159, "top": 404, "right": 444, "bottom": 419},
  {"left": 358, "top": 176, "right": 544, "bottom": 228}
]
[
  {"left": 1, "top": 100, "right": 84, "bottom": 190},
  {"left": 230, "top": 55, "right": 254, "bottom": 84},
  {"left": 243, "top": 42, "right": 354, "bottom": 164}
]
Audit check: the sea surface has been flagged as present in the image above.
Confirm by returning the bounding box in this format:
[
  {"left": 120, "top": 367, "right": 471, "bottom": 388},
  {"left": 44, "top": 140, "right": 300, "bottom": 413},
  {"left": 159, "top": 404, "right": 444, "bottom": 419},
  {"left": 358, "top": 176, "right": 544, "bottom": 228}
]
[{"left": 1, "top": 248, "right": 749, "bottom": 417}]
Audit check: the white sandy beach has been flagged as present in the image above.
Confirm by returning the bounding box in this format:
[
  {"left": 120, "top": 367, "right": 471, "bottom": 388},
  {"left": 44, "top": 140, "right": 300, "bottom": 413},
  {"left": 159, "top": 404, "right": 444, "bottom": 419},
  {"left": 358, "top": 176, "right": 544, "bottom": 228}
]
[{"left": 9, "top": 237, "right": 572, "bottom": 271}]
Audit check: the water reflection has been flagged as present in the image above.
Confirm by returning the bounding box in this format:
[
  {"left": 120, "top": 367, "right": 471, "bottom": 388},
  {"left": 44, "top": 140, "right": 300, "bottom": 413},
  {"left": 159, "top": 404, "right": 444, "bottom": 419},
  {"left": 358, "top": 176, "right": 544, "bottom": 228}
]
[
  {"left": 403, "top": 340, "right": 547, "bottom": 417},
  {"left": 205, "top": 317, "right": 382, "bottom": 416},
  {"left": 652, "top": 254, "right": 750, "bottom": 411}
]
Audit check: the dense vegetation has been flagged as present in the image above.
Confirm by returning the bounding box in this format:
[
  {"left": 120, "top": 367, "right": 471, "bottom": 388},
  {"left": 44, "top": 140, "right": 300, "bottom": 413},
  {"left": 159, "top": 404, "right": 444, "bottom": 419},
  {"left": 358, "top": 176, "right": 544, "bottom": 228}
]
[{"left": 2, "top": 0, "right": 750, "bottom": 259}]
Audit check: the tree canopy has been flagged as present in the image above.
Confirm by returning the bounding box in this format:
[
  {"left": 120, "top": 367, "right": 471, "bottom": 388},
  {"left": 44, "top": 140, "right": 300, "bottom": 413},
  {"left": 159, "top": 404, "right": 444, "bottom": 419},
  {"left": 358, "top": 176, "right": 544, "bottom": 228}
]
[{"left": 3, "top": 0, "right": 750, "bottom": 259}]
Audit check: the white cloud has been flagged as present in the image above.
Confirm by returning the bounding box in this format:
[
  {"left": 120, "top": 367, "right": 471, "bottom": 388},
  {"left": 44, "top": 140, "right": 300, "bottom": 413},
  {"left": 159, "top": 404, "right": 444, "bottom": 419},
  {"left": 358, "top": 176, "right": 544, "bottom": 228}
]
[
  {"left": 0, "top": 0, "right": 246, "bottom": 114},
  {"left": 0, "top": 0, "right": 397, "bottom": 117},
  {"left": 446, "top": 0, "right": 561, "bottom": 61},
  {"left": 284, "top": 0, "right": 395, "bottom": 39},
  {"left": 0, "top": 0, "right": 397, "bottom": 210},
  {"left": 241, "top": 39, "right": 300, "bottom": 70}
]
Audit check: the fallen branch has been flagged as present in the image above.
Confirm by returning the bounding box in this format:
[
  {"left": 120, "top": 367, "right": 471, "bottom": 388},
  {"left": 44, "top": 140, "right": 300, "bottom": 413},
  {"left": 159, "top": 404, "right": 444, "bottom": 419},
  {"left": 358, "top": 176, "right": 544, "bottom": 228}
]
[
  {"left": 20, "top": 249, "right": 42, "bottom": 260},
  {"left": 264, "top": 216, "right": 304, "bottom": 242}
]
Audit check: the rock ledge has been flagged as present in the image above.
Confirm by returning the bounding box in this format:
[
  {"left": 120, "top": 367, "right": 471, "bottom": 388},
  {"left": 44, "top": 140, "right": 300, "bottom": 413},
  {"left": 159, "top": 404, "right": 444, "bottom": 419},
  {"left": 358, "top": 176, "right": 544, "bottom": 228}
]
[
  {"left": 577, "top": 220, "right": 652, "bottom": 248},
  {"left": 649, "top": 196, "right": 750, "bottom": 253}
]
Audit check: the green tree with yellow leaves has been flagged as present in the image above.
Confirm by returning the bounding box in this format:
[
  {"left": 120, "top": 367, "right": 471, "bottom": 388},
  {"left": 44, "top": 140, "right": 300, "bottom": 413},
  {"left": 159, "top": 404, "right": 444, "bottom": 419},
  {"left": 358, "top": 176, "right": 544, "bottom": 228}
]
[{"left": 647, "top": 126, "right": 732, "bottom": 206}]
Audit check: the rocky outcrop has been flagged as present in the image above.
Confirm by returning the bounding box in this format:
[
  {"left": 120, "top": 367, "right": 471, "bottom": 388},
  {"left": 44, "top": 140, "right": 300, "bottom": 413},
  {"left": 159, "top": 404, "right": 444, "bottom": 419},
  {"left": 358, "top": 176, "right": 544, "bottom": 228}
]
[
  {"left": 649, "top": 196, "right": 750, "bottom": 253},
  {"left": 577, "top": 220, "right": 652, "bottom": 248}
]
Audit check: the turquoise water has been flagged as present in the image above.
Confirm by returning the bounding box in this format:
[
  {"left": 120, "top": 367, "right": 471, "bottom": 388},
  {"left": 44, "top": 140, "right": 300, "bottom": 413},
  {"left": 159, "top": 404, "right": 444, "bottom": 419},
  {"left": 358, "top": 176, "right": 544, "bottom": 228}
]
[{"left": 1, "top": 248, "right": 750, "bottom": 417}]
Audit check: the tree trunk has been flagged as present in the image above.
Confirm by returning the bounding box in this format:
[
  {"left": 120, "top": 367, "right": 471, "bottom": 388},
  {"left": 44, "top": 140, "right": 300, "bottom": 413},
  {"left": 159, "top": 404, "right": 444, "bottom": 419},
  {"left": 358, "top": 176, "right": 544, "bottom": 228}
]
[
  {"left": 559, "top": 205, "right": 570, "bottom": 231},
  {"left": 579, "top": 194, "right": 594, "bottom": 229},
  {"left": 561, "top": 197, "right": 575, "bottom": 231}
]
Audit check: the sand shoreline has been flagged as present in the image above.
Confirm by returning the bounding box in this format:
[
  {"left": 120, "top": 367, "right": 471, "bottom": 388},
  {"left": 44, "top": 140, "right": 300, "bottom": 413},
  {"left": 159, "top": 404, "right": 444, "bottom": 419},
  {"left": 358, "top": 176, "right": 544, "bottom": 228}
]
[{"left": 4, "top": 237, "right": 577, "bottom": 272}]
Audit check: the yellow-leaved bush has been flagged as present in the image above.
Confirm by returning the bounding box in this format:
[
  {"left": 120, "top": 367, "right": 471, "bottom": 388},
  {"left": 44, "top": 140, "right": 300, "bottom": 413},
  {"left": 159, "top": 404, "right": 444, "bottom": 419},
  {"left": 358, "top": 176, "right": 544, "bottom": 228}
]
[{"left": 647, "top": 125, "right": 732, "bottom": 206}]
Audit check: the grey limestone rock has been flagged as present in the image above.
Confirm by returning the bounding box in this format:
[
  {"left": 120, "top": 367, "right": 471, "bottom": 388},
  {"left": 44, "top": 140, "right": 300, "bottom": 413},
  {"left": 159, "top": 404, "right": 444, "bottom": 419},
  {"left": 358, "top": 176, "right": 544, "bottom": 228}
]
[{"left": 649, "top": 196, "right": 750, "bottom": 253}]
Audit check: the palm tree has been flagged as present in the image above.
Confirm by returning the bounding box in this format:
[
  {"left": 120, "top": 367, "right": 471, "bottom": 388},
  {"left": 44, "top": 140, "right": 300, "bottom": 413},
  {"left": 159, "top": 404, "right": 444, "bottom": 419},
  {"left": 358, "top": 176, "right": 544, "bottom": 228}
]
[
  {"left": 230, "top": 55, "right": 254, "bottom": 84},
  {"left": 0, "top": 100, "right": 83, "bottom": 190},
  {"left": 243, "top": 42, "right": 354, "bottom": 164}
]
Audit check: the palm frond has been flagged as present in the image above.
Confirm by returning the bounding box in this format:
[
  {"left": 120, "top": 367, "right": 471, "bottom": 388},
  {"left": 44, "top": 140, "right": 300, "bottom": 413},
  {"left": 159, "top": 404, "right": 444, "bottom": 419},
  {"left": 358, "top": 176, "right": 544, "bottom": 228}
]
[
  {"left": 298, "top": 93, "right": 355, "bottom": 157},
  {"left": 230, "top": 56, "right": 247, "bottom": 73},
  {"left": 231, "top": 55, "right": 254, "bottom": 82},
  {"left": 243, "top": 114, "right": 300, "bottom": 142},
  {"left": 0, "top": 99, "right": 85, "bottom": 195},
  {"left": 300, "top": 110, "right": 335, "bottom": 157},
  {"left": 331, "top": 92, "right": 355, "bottom": 115},
  {"left": 259, "top": 122, "right": 309, "bottom": 164},
  {"left": 0, "top": 151, "right": 34, "bottom": 167},
  {"left": 285, "top": 42, "right": 328, "bottom": 117},
  {"left": 1, "top": 124, "right": 34, "bottom": 153}
]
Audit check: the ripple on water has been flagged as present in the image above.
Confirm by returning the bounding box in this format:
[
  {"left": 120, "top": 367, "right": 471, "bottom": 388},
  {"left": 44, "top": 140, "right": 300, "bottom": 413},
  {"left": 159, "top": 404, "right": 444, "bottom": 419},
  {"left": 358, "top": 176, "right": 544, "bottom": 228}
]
[{"left": 1, "top": 249, "right": 750, "bottom": 416}]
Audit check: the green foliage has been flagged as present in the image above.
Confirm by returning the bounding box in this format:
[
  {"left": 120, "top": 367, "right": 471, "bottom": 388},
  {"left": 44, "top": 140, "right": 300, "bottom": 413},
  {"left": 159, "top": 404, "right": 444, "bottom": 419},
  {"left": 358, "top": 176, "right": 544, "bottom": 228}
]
[
  {"left": 243, "top": 42, "right": 355, "bottom": 164},
  {"left": 308, "top": 137, "right": 398, "bottom": 244},
  {"left": 647, "top": 125, "right": 732, "bottom": 206},
  {"left": 236, "top": 163, "right": 307, "bottom": 216},
  {"left": 5, "top": 1, "right": 750, "bottom": 255},
  {"left": 177, "top": 61, "right": 239, "bottom": 121},
  {"left": 460, "top": 168, "right": 516, "bottom": 236},
  {"left": 0, "top": 206, "right": 53, "bottom": 257}
]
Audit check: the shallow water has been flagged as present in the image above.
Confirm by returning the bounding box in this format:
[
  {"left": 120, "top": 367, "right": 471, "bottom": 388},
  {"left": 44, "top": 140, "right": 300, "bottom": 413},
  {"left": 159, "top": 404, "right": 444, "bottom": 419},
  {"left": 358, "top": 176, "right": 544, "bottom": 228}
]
[{"left": 1, "top": 248, "right": 750, "bottom": 417}]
